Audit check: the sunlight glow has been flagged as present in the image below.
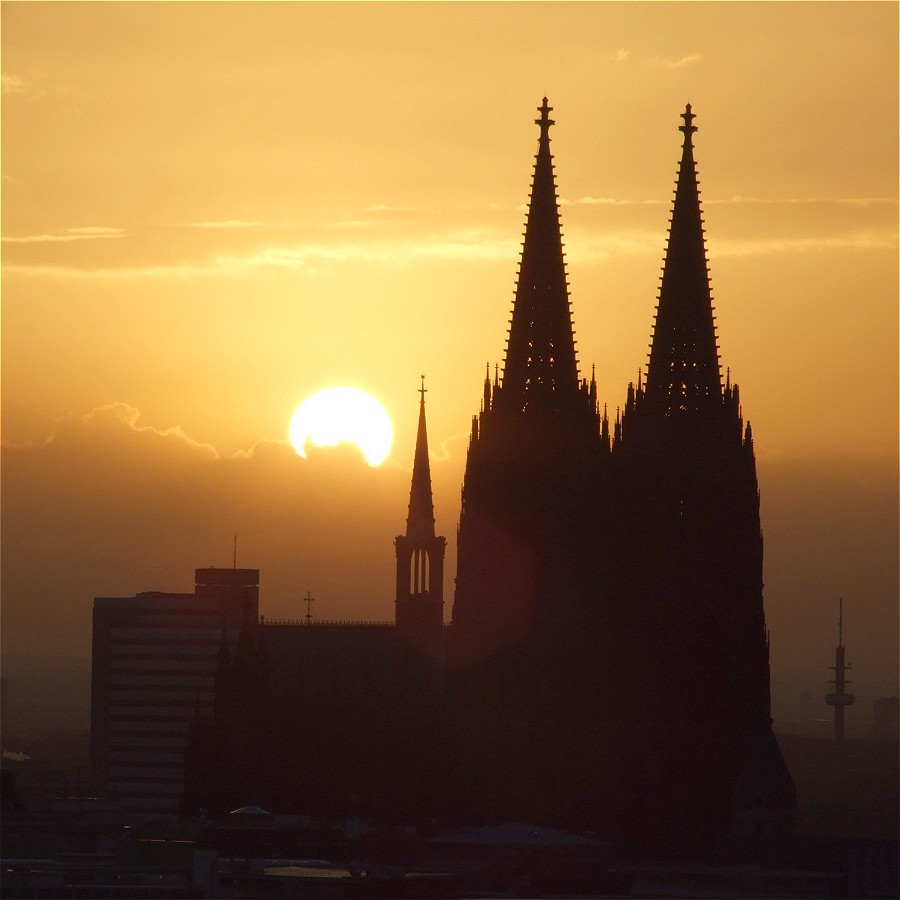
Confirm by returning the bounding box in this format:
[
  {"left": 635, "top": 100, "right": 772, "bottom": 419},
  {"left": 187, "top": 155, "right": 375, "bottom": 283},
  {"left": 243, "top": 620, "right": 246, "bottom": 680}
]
[{"left": 289, "top": 387, "right": 393, "bottom": 466}]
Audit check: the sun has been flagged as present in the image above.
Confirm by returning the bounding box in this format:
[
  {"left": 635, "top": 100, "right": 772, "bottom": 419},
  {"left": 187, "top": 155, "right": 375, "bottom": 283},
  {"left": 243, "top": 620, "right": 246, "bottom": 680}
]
[{"left": 289, "top": 387, "right": 393, "bottom": 467}]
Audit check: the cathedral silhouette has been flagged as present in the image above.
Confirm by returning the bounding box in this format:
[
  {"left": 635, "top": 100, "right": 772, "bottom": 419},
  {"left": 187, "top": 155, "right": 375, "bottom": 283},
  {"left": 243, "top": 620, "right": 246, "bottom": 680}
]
[{"left": 184, "top": 101, "right": 796, "bottom": 854}]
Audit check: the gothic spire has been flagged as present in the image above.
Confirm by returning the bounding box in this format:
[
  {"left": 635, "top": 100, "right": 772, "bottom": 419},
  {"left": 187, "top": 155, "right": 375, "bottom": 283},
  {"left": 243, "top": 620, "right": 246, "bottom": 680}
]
[
  {"left": 645, "top": 104, "right": 722, "bottom": 414},
  {"left": 405, "top": 375, "right": 436, "bottom": 542},
  {"left": 501, "top": 97, "right": 580, "bottom": 413}
]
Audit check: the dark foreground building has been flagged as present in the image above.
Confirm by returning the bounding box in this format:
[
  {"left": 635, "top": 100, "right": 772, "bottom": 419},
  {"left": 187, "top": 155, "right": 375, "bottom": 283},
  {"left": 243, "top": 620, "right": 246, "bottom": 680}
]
[
  {"left": 183, "top": 384, "right": 450, "bottom": 824},
  {"left": 182, "top": 101, "right": 795, "bottom": 853},
  {"left": 91, "top": 568, "right": 259, "bottom": 817}
]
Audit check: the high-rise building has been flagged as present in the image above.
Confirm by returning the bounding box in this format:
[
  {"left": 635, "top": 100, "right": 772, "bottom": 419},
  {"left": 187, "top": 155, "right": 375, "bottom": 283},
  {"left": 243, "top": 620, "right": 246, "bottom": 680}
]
[{"left": 90, "top": 568, "right": 258, "bottom": 816}]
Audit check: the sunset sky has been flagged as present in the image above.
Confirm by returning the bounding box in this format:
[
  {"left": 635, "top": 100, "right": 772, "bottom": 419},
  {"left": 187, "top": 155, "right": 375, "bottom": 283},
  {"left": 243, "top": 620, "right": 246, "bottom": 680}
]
[{"left": 2, "top": 3, "right": 897, "bottom": 731}]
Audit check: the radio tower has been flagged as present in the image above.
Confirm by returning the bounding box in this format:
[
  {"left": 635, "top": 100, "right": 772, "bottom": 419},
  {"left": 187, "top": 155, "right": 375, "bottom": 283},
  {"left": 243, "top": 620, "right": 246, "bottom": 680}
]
[{"left": 825, "top": 598, "right": 854, "bottom": 741}]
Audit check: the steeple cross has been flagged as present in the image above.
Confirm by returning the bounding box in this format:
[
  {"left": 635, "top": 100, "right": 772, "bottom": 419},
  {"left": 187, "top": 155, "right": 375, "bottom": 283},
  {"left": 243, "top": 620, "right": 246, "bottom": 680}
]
[
  {"left": 679, "top": 103, "right": 698, "bottom": 147},
  {"left": 304, "top": 590, "right": 315, "bottom": 625},
  {"left": 419, "top": 374, "right": 427, "bottom": 403},
  {"left": 535, "top": 97, "right": 555, "bottom": 139}
]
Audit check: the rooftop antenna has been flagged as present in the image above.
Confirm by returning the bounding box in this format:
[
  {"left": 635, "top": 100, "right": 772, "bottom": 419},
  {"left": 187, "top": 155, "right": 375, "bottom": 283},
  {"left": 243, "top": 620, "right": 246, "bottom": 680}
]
[
  {"left": 304, "top": 591, "right": 315, "bottom": 626},
  {"left": 826, "top": 597, "right": 854, "bottom": 741}
]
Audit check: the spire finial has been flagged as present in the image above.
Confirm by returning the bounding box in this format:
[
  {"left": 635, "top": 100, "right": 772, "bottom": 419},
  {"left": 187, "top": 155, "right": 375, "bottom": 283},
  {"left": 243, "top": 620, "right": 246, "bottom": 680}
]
[
  {"left": 536, "top": 97, "right": 554, "bottom": 140},
  {"left": 419, "top": 373, "right": 427, "bottom": 405},
  {"left": 679, "top": 103, "right": 697, "bottom": 148}
]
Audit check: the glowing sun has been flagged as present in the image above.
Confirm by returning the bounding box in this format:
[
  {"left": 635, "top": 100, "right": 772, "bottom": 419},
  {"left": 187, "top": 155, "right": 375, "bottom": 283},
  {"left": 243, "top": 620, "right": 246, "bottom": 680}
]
[{"left": 289, "top": 387, "right": 393, "bottom": 466}]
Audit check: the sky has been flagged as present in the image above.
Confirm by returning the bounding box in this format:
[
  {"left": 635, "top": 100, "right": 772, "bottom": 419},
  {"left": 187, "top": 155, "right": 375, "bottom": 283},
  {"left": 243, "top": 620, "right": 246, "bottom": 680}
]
[{"left": 2, "top": 2, "right": 897, "bottom": 733}]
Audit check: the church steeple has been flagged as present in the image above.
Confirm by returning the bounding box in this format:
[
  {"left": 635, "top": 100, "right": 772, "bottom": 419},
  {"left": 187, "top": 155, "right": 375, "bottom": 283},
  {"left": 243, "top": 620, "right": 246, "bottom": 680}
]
[
  {"left": 406, "top": 376, "right": 436, "bottom": 542},
  {"left": 500, "top": 97, "right": 580, "bottom": 413},
  {"left": 645, "top": 104, "right": 722, "bottom": 414},
  {"left": 395, "top": 378, "right": 446, "bottom": 632}
]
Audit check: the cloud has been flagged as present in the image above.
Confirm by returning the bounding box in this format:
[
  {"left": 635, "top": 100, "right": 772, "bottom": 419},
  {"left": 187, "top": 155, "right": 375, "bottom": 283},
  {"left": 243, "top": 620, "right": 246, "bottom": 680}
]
[
  {"left": 4, "top": 223, "right": 893, "bottom": 281},
  {"left": 366, "top": 203, "right": 416, "bottom": 214},
  {"left": 329, "top": 219, "right": 379, "bottom": 229},
  {"left": 431, "top": 431, "right": 470, "bottom": 464},
  {"left": 68, "top": 227, "right": 123, "bottom": 236},
  {"left": 54, "top": 403, "right": 221, "bottom": 460},
  {"left": 2, "top": 198, "right": 895, "bottom": 282},
  {"left": 407, "top": 233, "right": 517, "bottom": 262},
  {"left": 189, "top": 220, "right": 265, "bottom": 229},
  {"left": 566, "top": 223, "right": 898, "bottom": 262},
  {"left": 655, "top": 54, "right": 702, "bottom": 68},
  {"left": 709, "top": 229, "right": 898, "bottom": 258},
  {"left": 2, "top": 227, "right": 124, "bottom": 244},
  {"left": 566, "top": 230, "right": 662, "bottom": 262},
  {"left": 0, "top": 72, "right": 80, "bottom": 100},
  {"left": 1, "top": 74, "right": 29, "bottom": 95},
  {"left": 1, "top": 403, "right": 444, "bottom": 687},
  {"left": 618, "top": 53, "right": 701, "bottom": 69},
  {"left": 706, "top": 196, "right": 897, "bottom": 207},
  {"left": 231, "top": 436, "right": 297, "bottom": 463},
  {"left": 1, "top": 230, "right": 519, "bottom": 279},
  {"left": 213, "top": 245, "right": 353, "bottom": 271},
  {"left": 567, "top": 195, "right": 896, "bottom": 208},
  {"left": 1, "top": 262, "right": 205, "bottom": 280},
  {"left": 564, "top": 196, "right": 665, "bottom": 207}
]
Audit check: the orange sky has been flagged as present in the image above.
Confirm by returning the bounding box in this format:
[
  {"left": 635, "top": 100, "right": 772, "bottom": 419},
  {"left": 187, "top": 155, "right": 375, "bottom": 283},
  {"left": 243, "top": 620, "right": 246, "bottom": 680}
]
[{"left": 2, "top": 3, "right": 897, "bottom": 729}]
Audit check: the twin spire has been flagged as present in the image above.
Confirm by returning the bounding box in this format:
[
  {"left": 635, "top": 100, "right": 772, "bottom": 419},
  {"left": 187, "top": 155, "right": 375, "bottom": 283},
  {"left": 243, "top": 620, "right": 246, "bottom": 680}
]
[
  {"left": 500, "top": 97, "right": 580, "bottom": 413},
  {"left": 645, "top": 103, "right": 723, "bottom": 414},
  {"left": 500, "top": 98, "right": 721, "bottom": 425}
]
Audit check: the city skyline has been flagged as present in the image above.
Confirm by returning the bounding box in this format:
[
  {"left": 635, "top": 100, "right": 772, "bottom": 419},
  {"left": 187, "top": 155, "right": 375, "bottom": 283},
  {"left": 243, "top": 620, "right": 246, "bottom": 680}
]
[{"left": 2, "top": 3, "right": 897, "bottom": 721}]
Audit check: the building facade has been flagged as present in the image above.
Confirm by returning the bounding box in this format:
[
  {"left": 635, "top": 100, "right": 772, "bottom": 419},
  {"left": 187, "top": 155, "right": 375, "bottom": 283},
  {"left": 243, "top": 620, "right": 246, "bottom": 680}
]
[{"left": 90, "top": 568, "right": 259, "bottom": 817}]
